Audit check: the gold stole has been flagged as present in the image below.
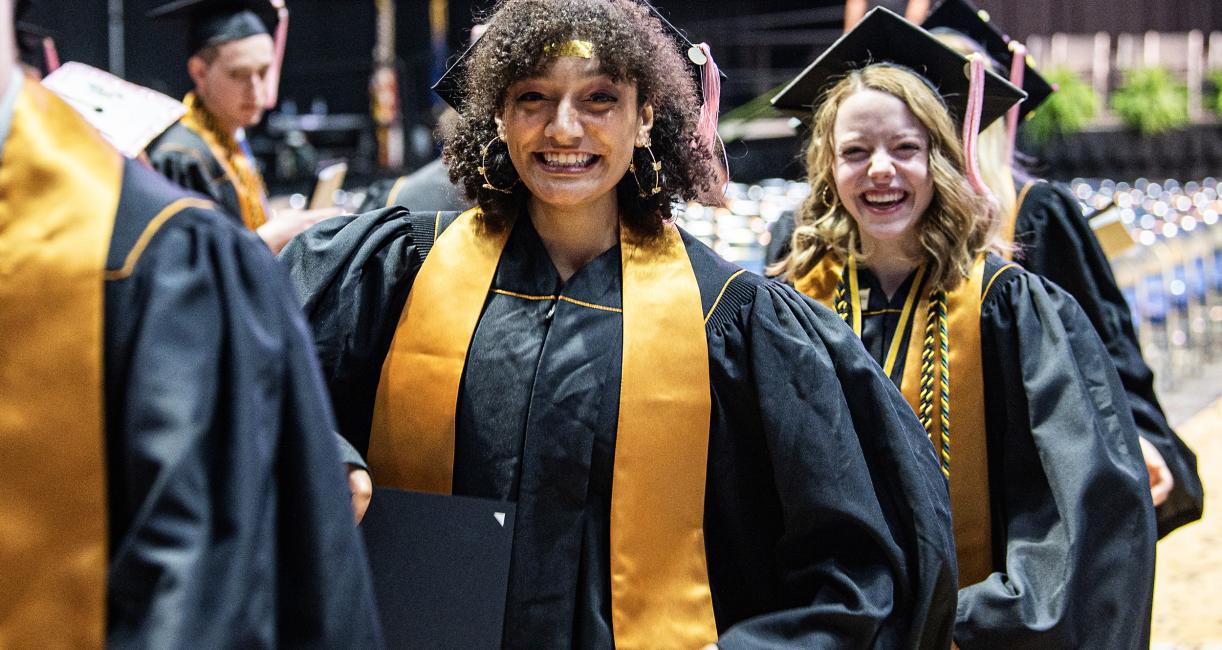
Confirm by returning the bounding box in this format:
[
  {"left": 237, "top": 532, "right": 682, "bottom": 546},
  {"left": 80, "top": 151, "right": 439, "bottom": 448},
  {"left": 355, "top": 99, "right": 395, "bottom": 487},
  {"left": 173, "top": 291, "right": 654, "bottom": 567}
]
[
  {"left": 368, "top": 209, "right": 718, "bottom": 648},
  {"left": 180, "top": 92, "right": 269, "bottom": 232},
  {"left": 797, "top": 254, "right": 995, "bottom": 587},
  {"left": 0, "top": 81, "right": 122, "bottom": 646}
]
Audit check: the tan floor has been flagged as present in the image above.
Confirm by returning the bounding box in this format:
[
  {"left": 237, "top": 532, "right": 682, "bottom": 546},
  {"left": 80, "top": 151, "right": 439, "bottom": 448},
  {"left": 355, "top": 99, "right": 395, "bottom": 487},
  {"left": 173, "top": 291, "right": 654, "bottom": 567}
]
[{"left": 1152, "top": 397, "right": 1222, "bottom": 647}]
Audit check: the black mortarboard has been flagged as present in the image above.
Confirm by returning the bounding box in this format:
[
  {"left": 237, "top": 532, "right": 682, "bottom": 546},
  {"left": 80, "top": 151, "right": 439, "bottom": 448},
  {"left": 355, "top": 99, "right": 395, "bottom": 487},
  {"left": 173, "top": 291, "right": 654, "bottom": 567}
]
[
  {"left": 430, "top": 0, "right": 724, "bottom": 111},
  {"left": 770, "top": 7, "right": 1024, "bottom": 129},
  {"left": 14, "top": 1, "right": 59, "bottom": 75},
  {"left": 147, "top": 0, "right": 273, "bottom": 56},
  {"left": 923, "top": 0, "right": 1053, "bottom": 119}
]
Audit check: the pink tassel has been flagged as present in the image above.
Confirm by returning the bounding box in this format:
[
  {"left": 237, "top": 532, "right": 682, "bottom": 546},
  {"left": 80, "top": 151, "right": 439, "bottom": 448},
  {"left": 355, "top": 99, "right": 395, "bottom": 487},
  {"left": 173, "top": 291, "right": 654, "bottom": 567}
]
[
  {"left": 694, "top": 42, "right": 728, "bottom": 206},
  {"left": 961, "top": 54, "right": 991, "bottom": 198},
  {"left": 41, "top": 36, "right": 59, "bottom": 74},
  {"left": 1004, "top": 42, "right": 1027, "bottom": 164},
  {"left": 264, "top": 4, "right": 289, "bottom": 108}
]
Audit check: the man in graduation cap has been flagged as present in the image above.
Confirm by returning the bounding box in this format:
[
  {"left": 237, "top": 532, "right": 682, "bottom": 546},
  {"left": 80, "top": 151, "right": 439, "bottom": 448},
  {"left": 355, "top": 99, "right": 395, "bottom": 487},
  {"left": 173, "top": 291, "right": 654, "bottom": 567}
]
[
  {"left": 0, "top": 0, "right": 381, "bottom": 645},
  {"left": 13, "top": 0, "right": 55, "bottom": 78},
  {"left": 146, "top": 0, "right": 333, "bottom": 253}
]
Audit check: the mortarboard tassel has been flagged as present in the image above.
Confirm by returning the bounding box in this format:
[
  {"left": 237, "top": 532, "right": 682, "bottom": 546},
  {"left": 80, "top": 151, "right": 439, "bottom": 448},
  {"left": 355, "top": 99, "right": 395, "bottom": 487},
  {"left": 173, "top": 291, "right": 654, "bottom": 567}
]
[
  {"left": 41, "top": 36, "right": 60, "bottom": 74},
  {"left": 960, "top": 53, "right": 992, "bottom": 199},
  {"left": 1004, "top": 41, "right": 1027, "bottom": 164},
  {"left": 693, "top": 42, "right": 728, "bottom": 206},
  {"left": 264, "top": 1, "right": 289, "bottom": 108}
]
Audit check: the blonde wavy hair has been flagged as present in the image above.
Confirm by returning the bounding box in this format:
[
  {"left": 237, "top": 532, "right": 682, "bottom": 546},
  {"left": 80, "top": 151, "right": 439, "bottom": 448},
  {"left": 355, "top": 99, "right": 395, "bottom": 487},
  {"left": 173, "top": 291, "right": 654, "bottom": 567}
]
[
  {"left": 784, "top": 64, "right": 1000, "bottom": 293},
  {"left": 933, "top": 30, "right": 1018, "bottom": 222}
]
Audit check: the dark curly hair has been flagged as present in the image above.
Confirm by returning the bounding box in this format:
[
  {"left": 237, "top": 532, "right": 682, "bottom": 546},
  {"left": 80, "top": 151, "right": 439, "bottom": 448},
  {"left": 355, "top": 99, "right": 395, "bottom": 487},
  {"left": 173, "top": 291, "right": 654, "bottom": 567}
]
[{"left": 440, "top": 0, "right": 716, "bottom": 234}]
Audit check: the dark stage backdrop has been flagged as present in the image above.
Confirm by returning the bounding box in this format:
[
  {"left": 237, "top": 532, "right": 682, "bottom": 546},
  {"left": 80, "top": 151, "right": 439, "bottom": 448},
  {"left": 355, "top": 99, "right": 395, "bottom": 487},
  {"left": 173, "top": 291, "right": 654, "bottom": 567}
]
[{"left": 21, "top": 1, "right": 1222, "bottom": 186}]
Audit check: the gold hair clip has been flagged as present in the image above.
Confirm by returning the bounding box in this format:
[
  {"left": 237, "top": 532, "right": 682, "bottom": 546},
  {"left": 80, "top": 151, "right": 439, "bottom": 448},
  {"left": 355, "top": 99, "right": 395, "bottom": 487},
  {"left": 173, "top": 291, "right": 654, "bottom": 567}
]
[{"left": 542, "top": 39, "right": 595, "bottom": 59}]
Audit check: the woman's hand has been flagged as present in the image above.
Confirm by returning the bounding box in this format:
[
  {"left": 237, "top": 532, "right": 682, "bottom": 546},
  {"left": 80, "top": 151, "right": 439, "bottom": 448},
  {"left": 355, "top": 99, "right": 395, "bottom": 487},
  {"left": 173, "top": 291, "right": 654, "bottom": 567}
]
[
  {"left": 1138, "top": 436, "right": 1174, "bottom": 507},
  {"left": 347, "top": 464, "right": 373, "bottom": 524}
]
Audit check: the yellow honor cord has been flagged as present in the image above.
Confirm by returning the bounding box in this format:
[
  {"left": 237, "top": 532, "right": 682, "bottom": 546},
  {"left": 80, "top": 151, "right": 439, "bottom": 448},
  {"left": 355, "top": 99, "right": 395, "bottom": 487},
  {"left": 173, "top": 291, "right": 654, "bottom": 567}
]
[
  {"left": 802, "top": 253, "right": 993, "bottom": 588},
  {"left": 0, "top": 81, "right": 120, "bottom": 647},
  {"left": 180, "top": 93, "right": 268, "bottom": 231},
  {"left": 369, "top": 213, "right": 717, "bottom": 645},
  {"left": 882, "top": 264, "right": 927, "bottom": 377},
  {"left": 542, "top": 39, "right": 595, "bottom": 59},
  {"left": 846, "top": 254, "right": 862, "bottom": 334}
]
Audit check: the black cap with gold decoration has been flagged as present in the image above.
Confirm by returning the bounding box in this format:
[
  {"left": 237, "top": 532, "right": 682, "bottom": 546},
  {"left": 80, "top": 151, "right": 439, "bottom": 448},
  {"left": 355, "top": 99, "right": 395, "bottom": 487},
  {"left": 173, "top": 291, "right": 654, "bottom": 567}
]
[
  {"left": 922, "top": 0, "right": 1053, "bottom": 119},
  {"left": 770, "top": 6, "right": 1024, "bottom": 129},
  {"left": 146, "top": 0, "right": 274, "bottom": 56},
  {"left": 430, "top": 0, "right": 724, "bottom": 111}
]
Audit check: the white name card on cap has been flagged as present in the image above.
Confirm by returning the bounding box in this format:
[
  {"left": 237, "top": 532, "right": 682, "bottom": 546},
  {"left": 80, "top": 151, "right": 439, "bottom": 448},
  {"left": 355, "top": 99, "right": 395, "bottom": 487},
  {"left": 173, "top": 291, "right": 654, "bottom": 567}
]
[{"left": 41, "top": 62, "right": 186, "bottom": 158}]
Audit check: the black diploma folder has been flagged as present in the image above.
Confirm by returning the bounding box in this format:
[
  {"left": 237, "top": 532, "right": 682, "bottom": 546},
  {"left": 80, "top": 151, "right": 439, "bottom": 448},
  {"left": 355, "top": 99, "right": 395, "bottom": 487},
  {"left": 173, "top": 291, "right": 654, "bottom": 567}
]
[{"left": 360, "top": 487, "right": 516, "bottom": 649}]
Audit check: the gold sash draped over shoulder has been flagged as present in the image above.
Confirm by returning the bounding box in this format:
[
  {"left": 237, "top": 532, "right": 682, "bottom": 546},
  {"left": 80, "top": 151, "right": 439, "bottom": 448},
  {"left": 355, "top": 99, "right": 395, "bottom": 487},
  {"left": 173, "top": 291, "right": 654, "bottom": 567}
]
[
  {"left": 368, "top": 209, "right": 718, "bottom": 648},
  {"left": 0, "top": 81, "right": 123, "bottom": 647},
  {"left": 797, "top": 253, "right": 995, "bottom": 586}
]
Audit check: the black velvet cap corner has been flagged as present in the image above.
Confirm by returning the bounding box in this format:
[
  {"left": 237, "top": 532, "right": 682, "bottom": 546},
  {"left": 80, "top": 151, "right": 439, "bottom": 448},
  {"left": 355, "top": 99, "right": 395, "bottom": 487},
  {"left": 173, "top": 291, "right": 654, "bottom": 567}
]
[
  {"left": 923, "top": 0, "right": 1053, "bottom": 119},
  {"left": 770, "top": 7, "right": 1024, "bottom": 128},
  {"left": 147, "top": 0, "right": 273, "bottom": 55},
  {"left": 431, "top": 0, "right": 723, "bottom": 111}
]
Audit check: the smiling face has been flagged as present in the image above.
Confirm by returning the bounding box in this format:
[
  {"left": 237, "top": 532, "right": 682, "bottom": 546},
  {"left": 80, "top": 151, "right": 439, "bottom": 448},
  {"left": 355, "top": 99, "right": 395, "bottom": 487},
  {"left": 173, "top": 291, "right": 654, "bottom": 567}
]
[
  {"left": 495, "top": 55, "right": 653, "bottom": 214},
  {"left": 832, "top": 88, "right": 934, "bottom": 258}
]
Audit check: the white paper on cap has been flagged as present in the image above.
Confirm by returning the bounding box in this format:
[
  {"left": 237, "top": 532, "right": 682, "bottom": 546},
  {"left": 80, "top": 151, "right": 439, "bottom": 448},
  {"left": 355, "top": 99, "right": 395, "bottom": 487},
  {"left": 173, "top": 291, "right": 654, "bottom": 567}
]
[{"left": 41, "top": 62, "right": 186, "bottom": 158}]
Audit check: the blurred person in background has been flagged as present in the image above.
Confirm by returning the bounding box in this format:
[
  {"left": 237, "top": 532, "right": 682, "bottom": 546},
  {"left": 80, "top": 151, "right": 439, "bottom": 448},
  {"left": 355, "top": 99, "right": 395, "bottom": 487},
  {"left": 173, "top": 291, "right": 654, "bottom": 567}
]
[
  {"left": 146, "top": 0, "right": 338, "bottom": 253},
  {"left": 0, "top": 0, "right": 381, "bottom": 644}
]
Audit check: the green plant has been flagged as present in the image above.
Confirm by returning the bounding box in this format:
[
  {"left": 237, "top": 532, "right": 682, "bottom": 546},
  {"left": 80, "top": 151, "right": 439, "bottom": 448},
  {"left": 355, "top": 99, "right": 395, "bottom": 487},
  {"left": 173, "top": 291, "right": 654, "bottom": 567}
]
[
  {"left": 1110, "top": 66, "right": 1189, "bottom": 135},
  {"left": 1023, "top": 67, "right": 1099, "bottom": 143}
]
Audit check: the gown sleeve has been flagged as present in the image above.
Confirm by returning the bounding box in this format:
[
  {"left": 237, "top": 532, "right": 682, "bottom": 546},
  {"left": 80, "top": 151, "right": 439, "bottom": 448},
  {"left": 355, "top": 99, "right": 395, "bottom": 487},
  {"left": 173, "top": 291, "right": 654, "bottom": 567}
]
[
  {"left": 278, "top": 206, "right": 429, "bottom": 456},
  {"left": 713, "top": 281, "right": 957, "bottom": 650},
  {"left": 102, "top": 208, "right": 382, "bottom": 647},
  {"left": 955, "top": 270, "right": 1157, "bottom": 648},
  {"left": 1016, "top": 180, "right": 1202, "bottom": 536}
]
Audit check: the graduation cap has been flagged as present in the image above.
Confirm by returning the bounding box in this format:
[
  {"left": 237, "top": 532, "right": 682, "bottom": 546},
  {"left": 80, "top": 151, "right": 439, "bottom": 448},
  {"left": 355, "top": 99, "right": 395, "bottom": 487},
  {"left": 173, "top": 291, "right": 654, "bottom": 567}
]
[
  {"left": 147, "top": 0, "right": 289, "bottom": 108},
  {"left": 770, "top": 7, "right": 1024, "bottom": 129},
  {"left": 923, "top": 0, "right": 1053, "bottom": 120},
  {"left": 14, "top": 0, "right": 60, "bottom": 75},
  {"left": 430, "top": 0, "right": 724, "bottom": 112}
]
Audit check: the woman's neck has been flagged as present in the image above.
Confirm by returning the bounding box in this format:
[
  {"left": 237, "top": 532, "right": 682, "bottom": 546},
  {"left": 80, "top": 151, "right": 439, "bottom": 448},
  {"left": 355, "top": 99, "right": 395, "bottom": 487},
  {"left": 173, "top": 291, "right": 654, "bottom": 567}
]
[
  {"left": 529, "top": 193, "right": 620, "bottom": 283},
  {"left": 860, "top": 236, "right": 922, "bottom": 299}
]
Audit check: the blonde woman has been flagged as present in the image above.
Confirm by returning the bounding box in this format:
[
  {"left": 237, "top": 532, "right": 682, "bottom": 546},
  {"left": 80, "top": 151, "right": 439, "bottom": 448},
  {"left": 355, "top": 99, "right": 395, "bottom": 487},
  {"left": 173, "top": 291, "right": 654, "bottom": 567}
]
[
  {"left": 773, "top": 9, "right": 1155, "bottom": 647},
  {"left": 926, "top": 0, "right": 1203, "bottom": 538}
]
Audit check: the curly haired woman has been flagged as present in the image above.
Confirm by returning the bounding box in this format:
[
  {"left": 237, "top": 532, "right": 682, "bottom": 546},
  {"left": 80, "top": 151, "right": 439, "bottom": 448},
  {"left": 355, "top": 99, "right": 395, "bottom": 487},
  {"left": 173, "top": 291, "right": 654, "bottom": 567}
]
[
  {"left": 774, "top": 9, "right": 1156, "bottom": 648},
  {"left": 283, "top": 1, "right": 956, "bottom": 647}
]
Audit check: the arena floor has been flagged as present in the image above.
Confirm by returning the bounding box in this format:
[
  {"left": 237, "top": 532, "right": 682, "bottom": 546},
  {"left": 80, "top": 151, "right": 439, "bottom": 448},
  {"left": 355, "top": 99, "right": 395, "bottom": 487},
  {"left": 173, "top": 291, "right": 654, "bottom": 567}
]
[{"left": 1151, "top": 365, "right": 1222, "bottom": 648}]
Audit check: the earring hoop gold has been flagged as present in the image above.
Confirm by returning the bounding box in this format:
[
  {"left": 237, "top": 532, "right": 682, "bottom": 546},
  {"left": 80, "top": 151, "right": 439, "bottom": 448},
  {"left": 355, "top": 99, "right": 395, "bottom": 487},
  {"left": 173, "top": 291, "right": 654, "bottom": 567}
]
[
  {"left": 819, "top": 184, "right": 835, "bottom": 207},
  {"left": 478, "top": 136, "right": 517, "bottom": 195},
  {"left": 628, "top": 144, "right": 662, "bottom": 199}
]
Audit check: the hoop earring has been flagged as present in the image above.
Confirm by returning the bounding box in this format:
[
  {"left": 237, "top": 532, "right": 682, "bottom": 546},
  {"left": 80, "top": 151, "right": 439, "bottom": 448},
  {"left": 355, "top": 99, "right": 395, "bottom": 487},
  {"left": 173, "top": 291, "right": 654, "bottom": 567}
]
[
  {"left": 819, "top": 184, "right": 835, "bottom": 207},
  {"left": 478, "top": 136, "right": 517, "bottom": 195},
  {"left": 628, "top": 145, "right": 662, "bottom": 198}
]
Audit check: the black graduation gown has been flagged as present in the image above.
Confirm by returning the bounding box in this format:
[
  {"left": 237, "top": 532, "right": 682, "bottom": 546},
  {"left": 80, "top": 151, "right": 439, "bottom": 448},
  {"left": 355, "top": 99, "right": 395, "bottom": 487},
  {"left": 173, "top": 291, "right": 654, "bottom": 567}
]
[
  {"left": 357, "top": 158, "right": 470, "bottom": 213},
  {"left": 281, "top": 208, "right": 959, "bottom": 649},
  {"left": 843, "top": 257, "right": 1156, "bottom": 648},
  {"left": 767, "top": 186, "right": 1205, "bottom": 538},
  {"left": 1013, "top": 180, "right": 1203, "bottom": 537},
  {"left": 147, "top": 121, "right": 245, "bottom": 229},
  {"left": 102, "top": 159, "right": 382, "bottom": 647}
]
